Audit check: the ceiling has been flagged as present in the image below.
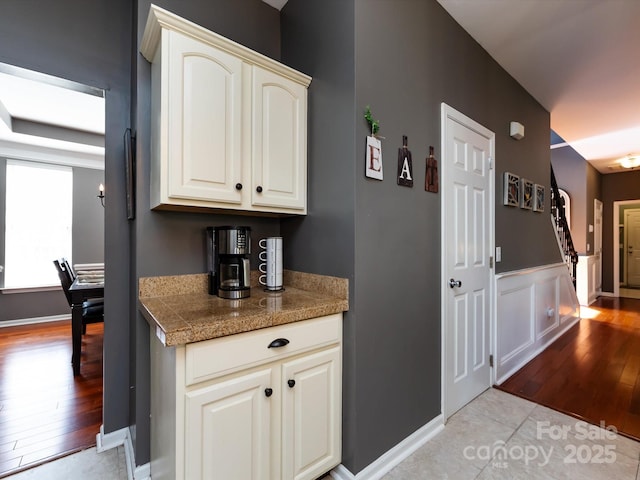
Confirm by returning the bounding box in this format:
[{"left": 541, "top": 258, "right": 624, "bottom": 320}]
[
  {"left": 0, "top": 64, "right": 105, "bottom": 170},
  {"left": 435, "top": 0, "right": 640, "bottom": 174},
  {"left": 267, "top": 0, "right": 640, "bottom": 174},
  {"left": 3, "top": 2, "right": 638, "bottom": 174}
]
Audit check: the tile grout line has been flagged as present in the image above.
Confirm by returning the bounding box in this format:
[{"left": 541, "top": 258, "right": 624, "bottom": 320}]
[{"left": 472, "top": 398, "right": 539, "bottom": 479}]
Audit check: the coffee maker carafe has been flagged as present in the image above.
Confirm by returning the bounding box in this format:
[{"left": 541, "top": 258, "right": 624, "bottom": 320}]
[{"left": 207, "top": 226, "right": 251, "bottom": 299}]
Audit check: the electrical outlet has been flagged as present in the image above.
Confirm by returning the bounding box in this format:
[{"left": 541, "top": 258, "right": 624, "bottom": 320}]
[
  {"left": 587, "top": 243, "right": 590, "bottom": 252},
  {"left": 496, "top": 247, "right": 502, "bottom": 262}
]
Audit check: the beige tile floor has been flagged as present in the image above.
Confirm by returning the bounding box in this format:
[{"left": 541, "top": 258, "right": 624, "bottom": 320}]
[
  {"left": 382, "top": 388, "right": 640, "bottom": 480},
  {"left": 5, "top": 389, "right": 640, "bottom": 479},
  {"left": 3, "top": 446, "right": 127, "bottom": 480}
]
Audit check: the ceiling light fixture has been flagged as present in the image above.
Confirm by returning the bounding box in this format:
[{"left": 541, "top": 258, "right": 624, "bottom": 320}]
[{"left": 619, "top": 154, "right": 640, "bottom": 169}]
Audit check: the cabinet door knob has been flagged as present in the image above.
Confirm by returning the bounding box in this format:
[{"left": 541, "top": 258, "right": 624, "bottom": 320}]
[
  {"left": 265, "top": 388, "right": 273, "bottom": 397},
  {"left": 256, "top": 185, "right": 263, "bottom": 193},
  {"left": 235, "top": 183, "right": 243, "bottom": 190},
  {"left": 287, "top": 379, "right": 295, "bottom": 388},
  {"left": 268, "top": 338, "right": 290, "bottom": 348}
]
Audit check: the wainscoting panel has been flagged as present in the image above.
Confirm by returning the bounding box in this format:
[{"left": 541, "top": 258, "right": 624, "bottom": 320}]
[
  {"left": 495, "top": 263, "right": 580, "bottom": 384},
  {"left": 576, "top": 255, "right": 598, "bottom": 305}
]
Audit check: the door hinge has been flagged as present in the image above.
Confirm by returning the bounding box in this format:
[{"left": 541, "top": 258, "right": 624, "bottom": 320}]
[
  {"left": 488, "top": 157, "right": 493, "bottom": 170},
  {"left": 489, "top": 354, "right": 494, "bottom": 368},
  {"left": 490, "top": 256, "right": 494, "bottom": 268}
]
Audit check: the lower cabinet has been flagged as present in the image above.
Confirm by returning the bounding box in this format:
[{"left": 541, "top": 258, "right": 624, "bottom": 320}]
[{"left": 150, "top": 314, "right": 342, "bottom": 480}]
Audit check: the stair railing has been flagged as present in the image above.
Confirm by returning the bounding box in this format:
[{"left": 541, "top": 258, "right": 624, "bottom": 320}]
[{"left": 550, "top": 166, "right": 579, "bottom": 287}]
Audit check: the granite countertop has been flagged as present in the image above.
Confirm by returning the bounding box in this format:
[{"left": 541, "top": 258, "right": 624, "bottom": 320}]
[{"left": 139, "top": 270, "right": 349, "bottom": 346}]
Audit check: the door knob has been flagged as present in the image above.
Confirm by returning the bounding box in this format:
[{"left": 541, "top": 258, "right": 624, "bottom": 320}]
[
  {"left": 265, "top": 388, "right": 273, "bottom": 397},
  {"left": 449, "top": 278, "right": 462, "bottom": 288},
  {"left": 287, "top": 379, "right": 295, "bottom": 388}
]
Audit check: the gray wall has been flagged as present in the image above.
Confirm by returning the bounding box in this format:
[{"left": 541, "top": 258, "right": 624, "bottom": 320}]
[
  {"left": 281, "top": 0, "right": 357, "bottom": 467},
  {"left": 586, "top": 162, "right": 602, "bottom": 254},
  {"left": 0, "top": 159, "right": 104, "bottom": 321},
  {"left": 0, "top": 0, "right": 134, "bottom": 441},
  {"left": 282, "top": 0, "right": 559, "bottom": 473},
  {"left": 602, "top": 170, "right": 640, "bottom": 292},
  {"left": 132, "top": 0, "right": 282, "bottom": 464},
  {"left": 552, "top": 146, "right": 589, "bottom": 252},
  {"left": 551, "top": 145, "right": 603, "bottom": 255}
]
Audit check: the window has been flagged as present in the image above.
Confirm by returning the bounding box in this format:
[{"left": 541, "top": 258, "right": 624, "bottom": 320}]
[{"left": 4, "top": 160, "right": 73, "bottom": 288}]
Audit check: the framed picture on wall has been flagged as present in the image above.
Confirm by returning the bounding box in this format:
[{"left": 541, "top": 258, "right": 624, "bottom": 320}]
[
  {"left": 365, "top": 135, "right": 383, "bottom": 180},
  {"left": 533, "top": 184, "right": 545, "bottom": 212},
  {"left": 520, "top": 178, "right": 534, "bottom": 210},
  {"left": 503, "top": 172, "right": 519, "bottom": 207}
]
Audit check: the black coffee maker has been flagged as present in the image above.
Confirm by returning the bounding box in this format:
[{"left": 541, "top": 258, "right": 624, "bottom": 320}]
[{"left": 207, "top": 226, "right": 251, "bottom": 299}]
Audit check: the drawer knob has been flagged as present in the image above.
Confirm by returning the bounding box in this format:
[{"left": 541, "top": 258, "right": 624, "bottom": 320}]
[
  {"left": 235, "top": 183, "right": 243, "bottom": 190},
  {"left": 287, "top": 379, "right": 295, "bottom": 388},
  {"left": 268, "top": 338, "right": 290, "bottom": 349},
  {"left": 256, "top": 185, "right": 263, "bottom": 193},
  {"left": 265, "top": 388, "right": 273, "bottom": 397}
]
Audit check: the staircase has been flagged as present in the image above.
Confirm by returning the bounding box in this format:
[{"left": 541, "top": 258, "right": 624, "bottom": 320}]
[{"left": 550, "top": 166, "right": 579, "bottom": 287}]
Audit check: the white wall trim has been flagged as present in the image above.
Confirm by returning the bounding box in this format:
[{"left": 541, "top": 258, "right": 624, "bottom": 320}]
[
  {"left": 1, "top": 285, "right": 61, "bottom": 294},
  {"left": 614, "top": 200, "right": 640, "bottom": 296},
  {"left": 96, "top": 425, "right": 151, "bottom": 480},
  {"left": 0, "top": 314, "right": 69, "bottom": 327},
  {"left": 0, "top": 137, "right": 104, "bottom": 170},
  {"left": 330, "top": 414, "right": 444, "bottom": 480},
  {"left": 495, "top": 262, "right": 568, "bottom": 280},
  {"left": 495, "top": 263, "right": 580, "bottom": 385},
  {"left": 576, "top": 254, "right": 598, "bottom": 306},
  {"left": 599, "top": 291, "right": 616, "bottom": 297}
]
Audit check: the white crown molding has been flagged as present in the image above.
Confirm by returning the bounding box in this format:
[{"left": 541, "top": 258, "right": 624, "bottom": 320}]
[
  {"left": 140, "top": 4, "right": 311, "bottom": 87},
  {"left": 0, "top": 136, "right": 104, "bottom": 170}
]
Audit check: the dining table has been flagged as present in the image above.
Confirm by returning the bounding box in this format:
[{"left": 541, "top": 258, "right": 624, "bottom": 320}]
[{"left": 68, "top": 278, "right": 104, "bottom": 376}]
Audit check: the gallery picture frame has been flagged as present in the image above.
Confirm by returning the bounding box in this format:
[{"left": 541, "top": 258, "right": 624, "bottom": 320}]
[
  {"left": 503, "top": 172, "right": 519, "bottom": 207},
  {"left": 533, "top": 184, "right": 545, "bottom": 212},
  {"left": 365, "top": 135, "right": 383, "bottom": 180},
  {"left": 520, "top": 178, "right": 534, "bottom": 210}
]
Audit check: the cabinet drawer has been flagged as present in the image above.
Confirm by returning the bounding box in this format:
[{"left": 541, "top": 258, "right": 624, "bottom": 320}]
[{"left": 185, "top": 314, "right": 342, "bottom": 386}]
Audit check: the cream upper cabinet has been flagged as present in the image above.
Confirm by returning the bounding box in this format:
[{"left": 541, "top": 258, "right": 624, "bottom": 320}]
[
  {"left": 165, "top": 30, "right": 243, "bottom": 205},
  {"left": 141, "top": 5, "right": 311, "bottom": 215},
  {"left": 251, "top": 66, "right": 307, "bottom": 211}
]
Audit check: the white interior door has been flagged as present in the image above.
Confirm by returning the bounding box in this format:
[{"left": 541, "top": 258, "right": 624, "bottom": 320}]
[
  {"left": 625, "top": 209, "right": 640, "bottom": 287},
  {"left": 441, "top": 104, "right": 494, "bottom": 420},
  {"left": 594, "top": 199, "right": 603, "bottom": 293}
]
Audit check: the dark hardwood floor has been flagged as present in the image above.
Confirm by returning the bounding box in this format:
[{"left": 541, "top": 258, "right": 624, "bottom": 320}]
[
  {"left": 0, "top": 321, "right": 103, "bottom": 478},
  {"left": 498, "top": 296, "right": 640, "bottom": 440}
]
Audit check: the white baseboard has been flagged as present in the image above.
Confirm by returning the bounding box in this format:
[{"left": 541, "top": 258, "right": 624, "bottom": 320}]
[
  {"left": 330, "top": 414, "right": 444, "bottom": 480},
  {"left": 0, "top": 314, "right": 70, "bottom": 328},
  {"left": 97, "top": 425, "right": 151, "bottom": 480},
  {"left": 598, "top": 291, "right": 616, "bottom": 297}
]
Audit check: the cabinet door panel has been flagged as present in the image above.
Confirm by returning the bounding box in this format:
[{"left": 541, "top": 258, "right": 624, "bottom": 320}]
[
  {"left": 185, "top": 369, "right": 273, "bottom": 480},
  {"left": 282, "top": 347, "right": 341, "bottom": 480},
  {"left": 168, "top": 31, "right": 242, "bottom": 203},
  {"left": 252, "top": 67, "right": 306, "bottom": 211}
]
